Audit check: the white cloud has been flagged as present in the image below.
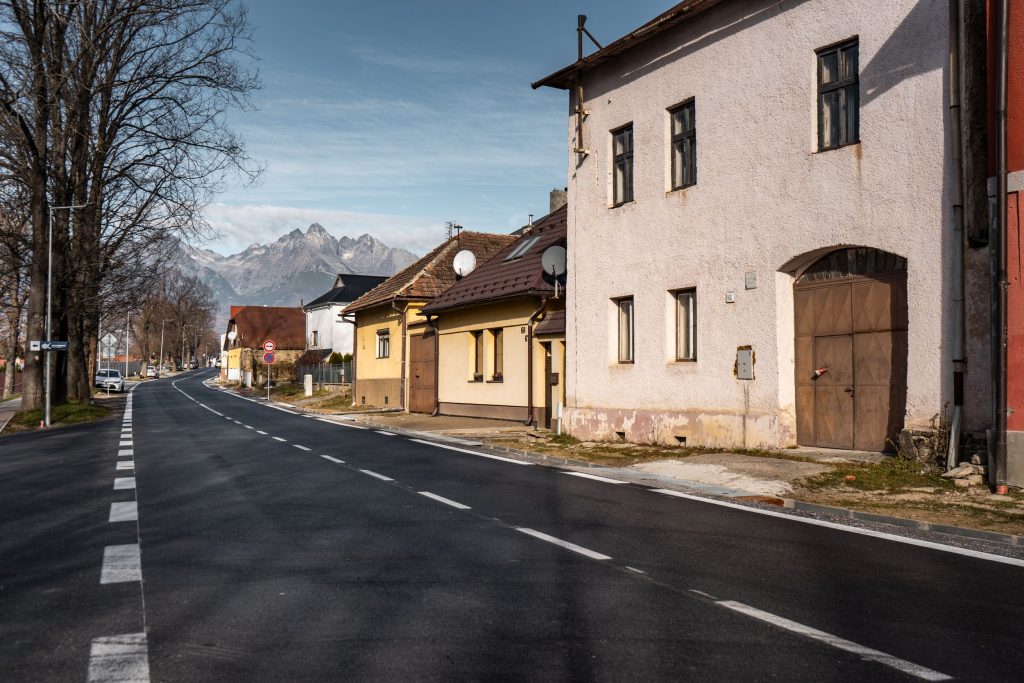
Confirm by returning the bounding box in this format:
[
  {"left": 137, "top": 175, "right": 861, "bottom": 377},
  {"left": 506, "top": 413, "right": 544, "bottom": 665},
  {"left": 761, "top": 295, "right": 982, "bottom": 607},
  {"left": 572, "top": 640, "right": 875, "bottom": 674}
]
[{"left": 198, "top": 203, "right": 446, "bottom": 256}]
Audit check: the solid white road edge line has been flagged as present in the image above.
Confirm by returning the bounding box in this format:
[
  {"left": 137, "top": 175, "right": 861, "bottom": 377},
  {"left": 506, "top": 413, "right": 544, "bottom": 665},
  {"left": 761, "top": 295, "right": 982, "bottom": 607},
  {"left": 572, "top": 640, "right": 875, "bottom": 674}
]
[
  {"left": 408, "top": 438, "right": 533, "bottom": 466},
  {"left": 316, "top": 418, "right": 367, "bottom": 429},
  {"left": 320, "top": 455, "right": 344, "bottom": 464},
  {"left": 359, "top": 469, "right": 394, "bottom": 481},
  {"left": 418, "top": 491, "right": 471, "bottom": 510},
  {"left": 108, "top": 501, "right": 139, "bottom": 523},
  {"left": 293, "top": 444, "right": 311, "bottom": 451},
  {"left": 652, "top": 489, "right": 1024, "bottom": 568},
  {"left": 113, "top": 477, "right": 135, "bottom": 490},
  {"left": 375, "top": 430, "right": 396, "bottom": 436},
  {"left": 565, "top": 471, "right": 627, "bottom": 484},
  {"left": 100, "top": 544, "right": 141, "bottom": 584},
  {"left": 267, "top": 404, "right": 298, "bottom": 415},
  {"left": 515, "top": 527, "right": 612, "bottom": 561},
  {"left": 87, "top": 633, "right": 150, "bottom": 683},
  {"left": 716, "top": 600, "right": 951, "bottom": 681}
]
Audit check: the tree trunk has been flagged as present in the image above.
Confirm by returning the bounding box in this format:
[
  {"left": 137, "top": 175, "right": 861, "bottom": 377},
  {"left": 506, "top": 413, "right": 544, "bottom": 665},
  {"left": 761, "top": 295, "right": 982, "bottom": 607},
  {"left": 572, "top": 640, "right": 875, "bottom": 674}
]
[{"left": 2, "top": 304, "right": 20, "bottom": 398}]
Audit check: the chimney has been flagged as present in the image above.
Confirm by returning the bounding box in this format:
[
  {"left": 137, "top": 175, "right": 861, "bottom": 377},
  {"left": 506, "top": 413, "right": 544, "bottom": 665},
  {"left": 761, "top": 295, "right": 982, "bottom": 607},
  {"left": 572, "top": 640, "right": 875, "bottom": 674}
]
[{"left": 550, "top": 187, "right": 568, "bottom": 213}]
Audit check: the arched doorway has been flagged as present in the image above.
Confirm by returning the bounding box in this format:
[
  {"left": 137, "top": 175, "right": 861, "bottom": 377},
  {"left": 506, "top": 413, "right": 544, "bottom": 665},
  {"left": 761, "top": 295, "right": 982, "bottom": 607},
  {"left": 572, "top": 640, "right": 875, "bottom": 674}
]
[{"left": 794, "top": 248, "right": 908, "bottom": 451}]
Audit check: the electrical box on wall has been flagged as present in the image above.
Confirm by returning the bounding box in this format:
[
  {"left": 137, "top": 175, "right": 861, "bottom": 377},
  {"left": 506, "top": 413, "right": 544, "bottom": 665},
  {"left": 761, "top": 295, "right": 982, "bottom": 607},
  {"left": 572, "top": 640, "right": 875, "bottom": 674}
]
[{"left": 736, "top": 347, "right": 754, "bottom": 380}]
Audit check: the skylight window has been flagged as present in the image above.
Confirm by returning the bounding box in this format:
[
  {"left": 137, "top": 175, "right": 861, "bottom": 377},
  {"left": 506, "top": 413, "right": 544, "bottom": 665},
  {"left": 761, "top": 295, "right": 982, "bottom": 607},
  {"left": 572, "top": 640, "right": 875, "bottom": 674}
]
[{"left": 504, "top": 235, "right": 541, "bottom": 261}]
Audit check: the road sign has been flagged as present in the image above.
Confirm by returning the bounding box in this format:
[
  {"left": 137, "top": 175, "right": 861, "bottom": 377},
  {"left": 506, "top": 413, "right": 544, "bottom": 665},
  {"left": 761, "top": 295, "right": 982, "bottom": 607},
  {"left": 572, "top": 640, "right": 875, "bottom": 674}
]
[
  {"left": 263, "top": 351, "right": 276, "bottom": 364},
  {"left": 30, "top": 340, "right": 41, "bottom": 351},
  {"left": 263, "top": 339, "right": 276, "bottom": 353},
  {"left": 41, "top": 341, "right": 68, "bottom": 351}
]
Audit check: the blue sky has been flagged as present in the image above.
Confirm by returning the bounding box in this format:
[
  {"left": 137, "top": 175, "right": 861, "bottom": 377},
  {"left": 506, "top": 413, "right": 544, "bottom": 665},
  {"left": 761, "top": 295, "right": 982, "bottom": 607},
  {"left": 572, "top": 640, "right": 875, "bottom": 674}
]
[{"left": 204, "top": 0, "right": 672, "bottom": 256}]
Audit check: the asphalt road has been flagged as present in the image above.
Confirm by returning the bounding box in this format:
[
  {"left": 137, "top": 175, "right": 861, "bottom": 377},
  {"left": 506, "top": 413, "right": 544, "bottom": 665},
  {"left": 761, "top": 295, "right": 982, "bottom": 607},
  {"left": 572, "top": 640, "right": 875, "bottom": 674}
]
[{"left": 2, "top": 368, "right": 1023, "bottom": 681}]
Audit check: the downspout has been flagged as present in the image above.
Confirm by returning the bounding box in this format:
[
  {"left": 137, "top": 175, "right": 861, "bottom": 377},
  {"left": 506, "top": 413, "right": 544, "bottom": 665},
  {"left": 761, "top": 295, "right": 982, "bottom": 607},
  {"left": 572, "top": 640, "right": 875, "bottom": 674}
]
[
  {"left": 392, "top": 300, "right": 408, "bottom": 411},
  {"left": 993, "top": 0, "right": 1010, "bottom": 491},
  {"left": 525, "top": 297, "right": 549, "bottom": 426},
  {"left": 341, "top": 312, "right": 357, "bottom": 402},
  {"left": 426, "top": 313, "right": 441, "bottom": 416},
  {"left": 947, "top": 0, "right": 967, "bottom": 470}
]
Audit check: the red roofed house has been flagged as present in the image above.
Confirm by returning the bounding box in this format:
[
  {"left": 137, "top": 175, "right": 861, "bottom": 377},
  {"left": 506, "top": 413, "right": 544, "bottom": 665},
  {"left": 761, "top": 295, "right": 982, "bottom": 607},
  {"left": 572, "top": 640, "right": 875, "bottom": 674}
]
[
  {"left": 222, "top": 305, "right": 305, "bottom": 385},
  {"left": 342, "top": 231, "right": 517, "bottom": 411},
  {"left": 421, "top": 202, "right": 567, "bottom": 426}
]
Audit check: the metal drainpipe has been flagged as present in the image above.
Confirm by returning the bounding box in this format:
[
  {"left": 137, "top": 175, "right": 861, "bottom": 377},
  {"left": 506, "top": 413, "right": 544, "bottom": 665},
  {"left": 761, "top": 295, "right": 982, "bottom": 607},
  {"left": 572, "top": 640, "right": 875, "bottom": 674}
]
[
  {"left": 994, "top": 0, "right": 1010, "bottom": 491},
  {"left": 427, "top": 314, "right": 440, "bottom": 416},
  {"left": 341, "top": 312, "right": 357, "bottom": 402},
  {"left": 525, "top": 297, "right": 549, "bottom": 427},
  {"left": 392, "top": 300, "right": 407, "bottom": 411},
  {"left": 946, "top": 0, "right": 967, "bottom": 470}
]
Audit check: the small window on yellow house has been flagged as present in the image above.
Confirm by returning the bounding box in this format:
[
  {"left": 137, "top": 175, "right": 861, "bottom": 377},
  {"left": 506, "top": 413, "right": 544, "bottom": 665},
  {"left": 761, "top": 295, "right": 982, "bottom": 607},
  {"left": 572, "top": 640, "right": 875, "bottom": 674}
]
[
  {"left": 491, "top": 328, "right": 503, "bottom": 381},
  {"left": 471, "top": 331, "right": 483, "bottom": 382},
  {"left": 376, "top": 329, "right": 390, "bottom": 358}
]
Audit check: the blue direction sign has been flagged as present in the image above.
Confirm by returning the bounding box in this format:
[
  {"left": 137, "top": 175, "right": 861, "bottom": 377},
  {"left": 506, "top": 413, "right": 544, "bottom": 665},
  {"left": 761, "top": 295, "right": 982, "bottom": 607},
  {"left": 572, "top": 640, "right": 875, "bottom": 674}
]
[{"left": 41, "top": 341, "right": 68, "bottom": 351}]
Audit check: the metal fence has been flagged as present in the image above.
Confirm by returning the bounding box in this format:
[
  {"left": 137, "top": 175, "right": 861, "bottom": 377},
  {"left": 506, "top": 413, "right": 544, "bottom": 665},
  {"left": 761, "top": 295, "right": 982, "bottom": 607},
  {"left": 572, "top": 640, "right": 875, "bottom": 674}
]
[{"left": 295, "top": 362, "right": 351, "bottom": 385}]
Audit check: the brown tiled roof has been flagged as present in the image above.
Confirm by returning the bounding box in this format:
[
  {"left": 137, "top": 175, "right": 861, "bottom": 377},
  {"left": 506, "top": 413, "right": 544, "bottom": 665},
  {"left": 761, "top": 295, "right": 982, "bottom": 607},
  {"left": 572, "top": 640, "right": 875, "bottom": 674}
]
[
  {"left": 225, "top": 306, "right": 305, "bottom": 350},
  {"left": 342, "top": 231, "right": 517, "bottom": 314},
  {"left": 534, "top": 309, "right": 565, "bottom": 336},
  {"left": 532, "top": 0, "right": 724, "bottom": 90},
  {"left": 421, "top": 206, "right": 567, "bottom": 315}
]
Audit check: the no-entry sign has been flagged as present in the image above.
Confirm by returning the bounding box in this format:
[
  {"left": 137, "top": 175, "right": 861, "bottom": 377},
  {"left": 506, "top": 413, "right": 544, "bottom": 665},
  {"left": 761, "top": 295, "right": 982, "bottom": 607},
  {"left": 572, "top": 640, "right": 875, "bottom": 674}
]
[
  {"left": 263, "top": 351, "right": 276, "bottom": 364},
  {"left": 263, "top": 339, "right": 276, "bottom": 353}
]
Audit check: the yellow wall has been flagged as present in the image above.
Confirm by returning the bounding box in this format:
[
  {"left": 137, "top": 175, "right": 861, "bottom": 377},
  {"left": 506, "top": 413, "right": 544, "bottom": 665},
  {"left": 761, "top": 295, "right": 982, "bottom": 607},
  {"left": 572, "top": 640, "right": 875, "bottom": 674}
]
[
  {"left": 354, "top": 305, "right": 404, "bottom": 381},
  {"left": 225, "top": 347, "right": 243, "bottom": 381},
  {"left": 436, "top": 300, "right": 558, "bottom": 409}
]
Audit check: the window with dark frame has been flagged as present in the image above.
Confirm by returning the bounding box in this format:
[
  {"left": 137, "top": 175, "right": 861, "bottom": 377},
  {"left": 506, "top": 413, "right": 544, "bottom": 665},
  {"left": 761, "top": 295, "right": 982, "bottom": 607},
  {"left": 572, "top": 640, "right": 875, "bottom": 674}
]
[
  {"left": 491, "top": 328, "right": 503, "bottom": 380},
  {"left": 817, "top": 39, "right": 859, "bottom": 151},
  {"left": 616, "top": 297, "right": 634, "bottom": 363},
  {"left": 376, "top": 329, "right": 390, "bottom": 358},
  {"left": 675, "top": 289, "right": 696, "bottom": 361},
  {"left": 612, "top": 125, "right": 634, "bottom": 205},
  {"left": 670, "top": 100, "right": 696, "bottom": 189},
  {"left": 471, "top": 331, "right": 483, "bottom": 381}
]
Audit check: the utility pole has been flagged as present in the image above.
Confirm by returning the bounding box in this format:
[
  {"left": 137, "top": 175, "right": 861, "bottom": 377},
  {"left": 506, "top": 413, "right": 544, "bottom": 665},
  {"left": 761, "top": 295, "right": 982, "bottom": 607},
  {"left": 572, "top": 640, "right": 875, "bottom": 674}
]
[
  {"left": 45, "top": 203, "right": 89, "bottom": 428},
  {"left": 124, "top": 312, "right": 130, "bottom": 378}
]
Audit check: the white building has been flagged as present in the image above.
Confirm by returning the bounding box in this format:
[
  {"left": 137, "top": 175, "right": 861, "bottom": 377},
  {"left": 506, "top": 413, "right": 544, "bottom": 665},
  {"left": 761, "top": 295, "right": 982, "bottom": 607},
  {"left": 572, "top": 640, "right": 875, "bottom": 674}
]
[
  {"left": 303, "top": 274, "right": 388, "bottom": 357},
  {"left": 534, "top": 0, "right": 987, "bottom": 452}
]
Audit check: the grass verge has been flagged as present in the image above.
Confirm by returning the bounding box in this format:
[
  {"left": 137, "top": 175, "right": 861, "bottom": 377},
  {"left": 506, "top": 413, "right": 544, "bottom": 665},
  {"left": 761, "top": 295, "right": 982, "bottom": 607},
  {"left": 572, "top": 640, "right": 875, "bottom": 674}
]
[{"left": 8, "top": 402, "right": 110, "bottom": 432}]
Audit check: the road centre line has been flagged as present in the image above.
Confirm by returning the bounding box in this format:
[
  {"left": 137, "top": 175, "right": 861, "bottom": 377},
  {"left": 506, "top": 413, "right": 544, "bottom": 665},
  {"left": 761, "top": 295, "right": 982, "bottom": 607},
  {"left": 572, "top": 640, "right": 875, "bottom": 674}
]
[
  {"left": 565, "top": 471, "right": 627, "bottom": 484},
  {"left": 716, "top": 600, "right": 951, "bottom": 681},
  {"left": 113, "top": 477, "right": 135, "bottom": 490},
  {"left": 408, "top": 438, "right": 533, "bottom": 465},
  {"left": 515, "top": 528, "right": 612, "bottom": 561},
  {"left": 272, "top": 436, "right": 287, "bottom": 442},
  {"left": 257, "top": 430, "right": 268, "bottom": 435},
  {"left": 87, "top": 633, "right": 150, "bottom": 683},
  {"left": 244, "top": 425, "right": 253, "bottom": 429},
  {"left": 108, "top": 502, "right": 138, "bottom": 523},
  {"left": 100, "top": 544, "right": 142, "bottom": 584},
  {"left": 418, "top": 491, "right": 471, "bottom": 510},
  {"left": 359, "top": 469, "right": 394, "bottom": 481},
  {"left": 651, "top": 489, "right": 1024, "bottom": 567},
  {"left": 293, "top": 444, "right": 311, "bottom": 451},
  {"left": 320, "top": 455, "right": 345, "bottom": 464}
]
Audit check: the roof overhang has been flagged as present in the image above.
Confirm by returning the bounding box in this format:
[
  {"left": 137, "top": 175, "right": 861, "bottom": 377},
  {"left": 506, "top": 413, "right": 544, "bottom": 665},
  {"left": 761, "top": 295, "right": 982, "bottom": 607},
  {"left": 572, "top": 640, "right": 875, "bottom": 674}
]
[{"left": 531, "top": 0, "right": 725, "bottom": 90}]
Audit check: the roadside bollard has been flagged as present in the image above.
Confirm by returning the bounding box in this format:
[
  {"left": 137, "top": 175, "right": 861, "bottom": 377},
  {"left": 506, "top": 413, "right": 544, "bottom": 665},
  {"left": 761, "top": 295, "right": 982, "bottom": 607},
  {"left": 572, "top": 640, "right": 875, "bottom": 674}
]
[{"left": 304, "top": 374, "right": 313, "bottom": 398}]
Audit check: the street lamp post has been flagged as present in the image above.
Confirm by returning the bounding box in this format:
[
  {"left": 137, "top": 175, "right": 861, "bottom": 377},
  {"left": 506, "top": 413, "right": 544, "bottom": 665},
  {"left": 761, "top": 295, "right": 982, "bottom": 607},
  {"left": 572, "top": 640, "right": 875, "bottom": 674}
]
[
  {"left": 157, "top": 319, "right": 173, "bottom": 378},
  {"left": 45, "top": 203, "right": 89, "bottom": 428}
]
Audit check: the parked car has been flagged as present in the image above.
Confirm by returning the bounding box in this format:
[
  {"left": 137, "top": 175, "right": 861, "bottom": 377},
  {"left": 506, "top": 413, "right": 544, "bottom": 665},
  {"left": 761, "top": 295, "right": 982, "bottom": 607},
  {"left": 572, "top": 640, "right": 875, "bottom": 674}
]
[
  {"left": 145, "top": 366, "right": 156, "bottom": 378},
  {"left": 94, "top": 369, "right": 125, "bottom": 392}
]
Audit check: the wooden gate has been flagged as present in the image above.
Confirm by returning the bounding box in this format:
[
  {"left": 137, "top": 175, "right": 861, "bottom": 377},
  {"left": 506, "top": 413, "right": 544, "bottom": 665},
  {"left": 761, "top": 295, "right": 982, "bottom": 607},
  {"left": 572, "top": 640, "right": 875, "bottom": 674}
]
[
  {"left": 794, "top": 248, "right": 907, "bottom": 451},
  {"left": 408, "top": 329, "right": 436, "bottom": 414}
]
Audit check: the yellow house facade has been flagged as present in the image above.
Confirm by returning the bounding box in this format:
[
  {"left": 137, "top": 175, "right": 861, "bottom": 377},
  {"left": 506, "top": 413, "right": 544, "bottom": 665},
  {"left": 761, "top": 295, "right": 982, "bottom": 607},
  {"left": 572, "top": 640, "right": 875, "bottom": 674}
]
[
  {"left": 343, "top": 231, "right": 516, "bottom": 410},
  {"left": 422, "top": 205, "right": 567, "bottom": 427}
]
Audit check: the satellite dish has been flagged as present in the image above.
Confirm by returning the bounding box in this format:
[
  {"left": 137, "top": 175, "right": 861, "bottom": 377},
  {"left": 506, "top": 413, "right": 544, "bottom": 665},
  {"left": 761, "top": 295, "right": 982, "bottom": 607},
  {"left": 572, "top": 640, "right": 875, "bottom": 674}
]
[
  {"left": 453, "top": 249, "right": 477, "bottom": 277},
  {"left": 227, "top": 330, "right": 237, "bottom": 341},
  {"left": 541, "top": 246, "right": 567, "bottom": 277}
]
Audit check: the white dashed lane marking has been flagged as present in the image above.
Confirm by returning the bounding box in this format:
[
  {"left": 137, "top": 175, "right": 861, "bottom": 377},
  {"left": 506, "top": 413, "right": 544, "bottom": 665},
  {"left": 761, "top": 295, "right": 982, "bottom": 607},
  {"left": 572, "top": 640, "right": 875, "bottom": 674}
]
[
  {"left": 320, "top": 455, "right": 344, "bottom": 464},
  {"left": 359, "top": 469, "right": 394, "bottom": 482},
  {"left": 515, "top": 528, "right": 611, "bottom": 561},
  {"left": 117, "top": 449, "right": 133, "bottom": 457},
  {"left": 272, "top": 436, "right": 286, "bottom": 442},
  {"left": 294, "top": 445, "right": 311, "bottom": 451},
  {"left": 100, "top": 544, "right": 142, "bottom": 584},
  {"left": 116, "top": 461, "right": 134, "bottom": 470},
  {"left": 113, "top": 477, "right": 136, "bottom": 491},
  {"left": 108, "top": 502, "right": 138, "bottom": 523},
  {"left": 418, "top": 491, "right": 471, "bottom": 510},
  {"left": 87, "top": 633, "right": 149, "bottom": 683}
]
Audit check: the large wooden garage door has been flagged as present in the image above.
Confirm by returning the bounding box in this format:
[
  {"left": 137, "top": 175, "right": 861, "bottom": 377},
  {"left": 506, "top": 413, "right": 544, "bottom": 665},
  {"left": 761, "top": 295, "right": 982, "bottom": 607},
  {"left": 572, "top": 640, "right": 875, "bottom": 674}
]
[
  {"left": 408, "top": 330, "right": 436, "bottom": 414},
  {"left": 794, "top": 248, "right": 907, "bottom": 451}
]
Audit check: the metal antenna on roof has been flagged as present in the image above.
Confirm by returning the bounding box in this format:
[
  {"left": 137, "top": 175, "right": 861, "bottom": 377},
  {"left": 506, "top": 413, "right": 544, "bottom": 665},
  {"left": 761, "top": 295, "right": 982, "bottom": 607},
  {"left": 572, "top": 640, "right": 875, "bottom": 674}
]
[{"left": 446, "top": 221, "right": 463, "bottom": 242}]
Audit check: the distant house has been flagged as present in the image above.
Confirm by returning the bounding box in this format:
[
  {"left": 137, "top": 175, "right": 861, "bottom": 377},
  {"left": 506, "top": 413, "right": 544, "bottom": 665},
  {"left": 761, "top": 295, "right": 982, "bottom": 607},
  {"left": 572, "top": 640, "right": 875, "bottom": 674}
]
[
  {"left": 421, "top": 205, "right": 567, "bottom": 426},
  {"left": 222, "top": 306, "right": 305, "bottom": 384},
  {"left": 302, "top": 273, "right": 388, "bottom": 359},
  {"left": 342, "top": 231, "right": 517, "bottom": 411}
]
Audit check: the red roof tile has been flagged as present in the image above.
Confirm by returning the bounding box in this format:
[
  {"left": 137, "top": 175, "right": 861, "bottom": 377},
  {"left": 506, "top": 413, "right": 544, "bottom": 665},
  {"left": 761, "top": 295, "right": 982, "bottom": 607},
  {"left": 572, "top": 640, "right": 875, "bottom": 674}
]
[
  {"left": 422, "top": 206, "right": 567, "bottom": 315},
  {"left": 342, "top": 231, "right": 517, "bottom": 314},
  {"left": 225, "top": 306, "right": 305, "bottom": 350}
]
